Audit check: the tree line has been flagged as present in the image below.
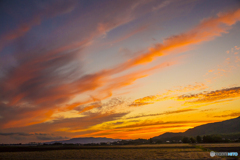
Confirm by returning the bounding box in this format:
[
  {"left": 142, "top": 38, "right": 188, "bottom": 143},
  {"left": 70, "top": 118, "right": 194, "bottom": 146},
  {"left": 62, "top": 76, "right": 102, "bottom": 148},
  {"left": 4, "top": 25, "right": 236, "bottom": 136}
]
[{"left": 182, "top": 135, "right": 240, "bottom": 143}]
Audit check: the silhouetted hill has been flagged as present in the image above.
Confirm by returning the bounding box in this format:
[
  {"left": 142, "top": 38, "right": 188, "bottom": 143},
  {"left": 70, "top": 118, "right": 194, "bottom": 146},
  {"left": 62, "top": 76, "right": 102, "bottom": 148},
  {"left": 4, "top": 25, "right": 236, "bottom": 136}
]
[
  {"left": 184, "top": 116, "right": 240, "bottom": 136},
  {"left": 153, "top": 116, "right": 240, "bottom": 140},
  {"left": 46, "top": 137, "right": 121, "bottom": 144}
]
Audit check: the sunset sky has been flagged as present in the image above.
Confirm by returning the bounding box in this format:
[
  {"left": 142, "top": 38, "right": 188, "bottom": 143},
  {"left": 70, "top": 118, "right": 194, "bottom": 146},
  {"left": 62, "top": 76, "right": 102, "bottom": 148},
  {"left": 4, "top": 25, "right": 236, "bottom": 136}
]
[{"left": 0, "top": 0, "right": 240, "bottom": 143}]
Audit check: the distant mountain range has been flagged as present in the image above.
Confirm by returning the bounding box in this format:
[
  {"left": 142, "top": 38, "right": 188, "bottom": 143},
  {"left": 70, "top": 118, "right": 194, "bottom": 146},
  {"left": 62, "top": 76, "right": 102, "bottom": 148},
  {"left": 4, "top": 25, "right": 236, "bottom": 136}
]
[
  {"left": 46, "top": 137, "right": 122, "bottom": 144},
  {"left": 153, "top": 116, "right": 240, "bottom": 140}
]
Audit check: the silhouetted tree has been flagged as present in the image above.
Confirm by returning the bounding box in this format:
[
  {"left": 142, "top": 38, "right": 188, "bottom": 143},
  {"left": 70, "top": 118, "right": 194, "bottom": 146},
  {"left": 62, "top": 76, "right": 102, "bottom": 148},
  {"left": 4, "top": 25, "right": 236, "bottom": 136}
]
[
  {"left": 196, "top": 135, "right": 201, "bottom": 143},
  {"left": 190, "top": 137, "right": 196, "bottom": 143},
  {"left": 202, "top": 135, "right": 222, "bottom": 143},
  {"left": 182, "top": 137, "right": 190, "bottom": 143}
]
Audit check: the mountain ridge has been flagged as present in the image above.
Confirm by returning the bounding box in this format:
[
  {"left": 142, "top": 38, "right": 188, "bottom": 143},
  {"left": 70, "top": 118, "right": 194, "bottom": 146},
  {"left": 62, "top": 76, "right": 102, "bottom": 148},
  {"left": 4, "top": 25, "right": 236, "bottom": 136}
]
[{"left": 153, "top": 116, "right": 240, "bottom": 140}]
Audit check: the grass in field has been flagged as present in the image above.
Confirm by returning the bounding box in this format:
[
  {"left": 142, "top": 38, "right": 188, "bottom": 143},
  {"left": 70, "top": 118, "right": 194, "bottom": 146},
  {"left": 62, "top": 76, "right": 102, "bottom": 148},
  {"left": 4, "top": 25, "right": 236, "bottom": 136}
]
[
  {"left": 197, "top": 143, "right": 240, "bottom": 147},
  {"left": 0, "top": 146, "right": 221, "bottom": 160},
  {"left": 194, "top": 143, "right": 240, "bottom": 160}
]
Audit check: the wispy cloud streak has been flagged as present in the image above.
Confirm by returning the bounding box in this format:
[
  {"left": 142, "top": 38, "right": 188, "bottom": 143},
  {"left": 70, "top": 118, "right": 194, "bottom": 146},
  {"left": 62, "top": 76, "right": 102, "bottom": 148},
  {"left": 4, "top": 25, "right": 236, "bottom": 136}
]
[{"left": 178, "top": 86, "right": 240, "bottom": 105}]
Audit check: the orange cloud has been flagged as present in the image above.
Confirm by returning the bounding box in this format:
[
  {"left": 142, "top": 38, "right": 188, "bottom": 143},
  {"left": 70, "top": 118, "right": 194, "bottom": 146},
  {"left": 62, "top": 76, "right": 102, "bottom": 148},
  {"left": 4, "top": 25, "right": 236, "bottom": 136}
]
[
  {"left": 130, "top": 85, "right": 240, "bottom": 109},
  {"left": 2, "top": 108, "right": 55, "bottom": 129},
  {"left": 78, "top": 120, "right": 216, "bottom": 139},
  {"left": 178, "top": 86, "right": 240, "bottom": 105},
  {"left": 171, "top": 83, "right": 207, "bottom": 93},
  {"left": 78, "top": 103, "right": 102, "bottom": 114},
  {"left": 119, "top": 9, "right": 240, "bottom": 68},
  {"left": 130, "top": 83, "right": 207, "bottom": 106},
  {"left": 214, "top": 112, "right": 240, "bottom": 118},
  {"left": 126, "top": 109, "right": 197, "bottom": 119}
]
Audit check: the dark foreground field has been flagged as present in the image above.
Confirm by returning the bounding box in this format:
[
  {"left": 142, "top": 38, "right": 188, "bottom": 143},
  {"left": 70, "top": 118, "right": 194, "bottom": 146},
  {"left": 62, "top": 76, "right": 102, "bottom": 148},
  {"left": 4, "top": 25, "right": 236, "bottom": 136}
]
[{"left": 0, "top": 143, "right": 239, "bottom": 160}]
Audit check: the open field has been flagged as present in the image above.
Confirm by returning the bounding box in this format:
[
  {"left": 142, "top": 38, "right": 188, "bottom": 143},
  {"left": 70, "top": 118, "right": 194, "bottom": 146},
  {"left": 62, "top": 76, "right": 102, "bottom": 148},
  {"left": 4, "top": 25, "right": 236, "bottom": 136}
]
[
  {"left": 199, "top": 143, "right": 240, "bottom": 147},
  {"left": 196, "top": 143, "right": 240, "bottom": 159},
  {"left": 0, "top": 143, "right": 239, "bottom": 160},
  {"left": 0, "top": 144, "right": 194, "bottom": 152}
]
